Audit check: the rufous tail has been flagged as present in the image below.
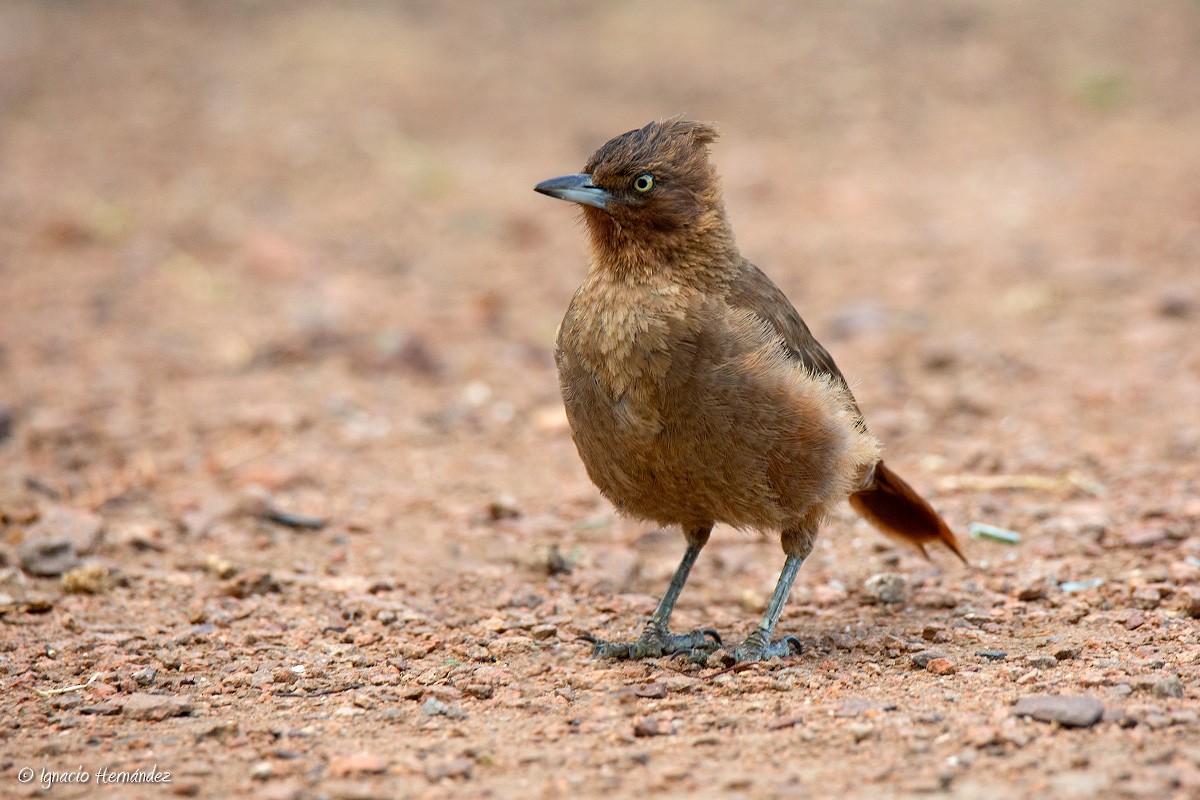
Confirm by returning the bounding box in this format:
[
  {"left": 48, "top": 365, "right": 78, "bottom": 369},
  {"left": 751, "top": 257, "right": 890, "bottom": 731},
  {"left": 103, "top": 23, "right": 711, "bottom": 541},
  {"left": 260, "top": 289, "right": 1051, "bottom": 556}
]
[{"left": 849, "top": 460, "right": 967, "bottom": 564}]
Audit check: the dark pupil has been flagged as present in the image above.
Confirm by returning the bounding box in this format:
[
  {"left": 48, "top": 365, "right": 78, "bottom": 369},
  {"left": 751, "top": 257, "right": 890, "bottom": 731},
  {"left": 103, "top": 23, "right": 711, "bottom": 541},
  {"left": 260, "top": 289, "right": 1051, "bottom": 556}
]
[{"left": 636, "top": 176, "right": 650, "bottom": 190}]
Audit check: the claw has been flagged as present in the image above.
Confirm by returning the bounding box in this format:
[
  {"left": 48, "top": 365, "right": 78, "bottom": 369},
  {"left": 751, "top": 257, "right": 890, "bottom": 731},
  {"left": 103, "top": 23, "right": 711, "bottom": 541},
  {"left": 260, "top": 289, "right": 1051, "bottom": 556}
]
[
  {"left": 727, "top": 629, "right": 803, "bottom": 664},
  {"left": 578, "top": 634, "right": 634, "bottom": 659},
  {"left": 584, "top": 625, "right": 724, "bottom": 661}
]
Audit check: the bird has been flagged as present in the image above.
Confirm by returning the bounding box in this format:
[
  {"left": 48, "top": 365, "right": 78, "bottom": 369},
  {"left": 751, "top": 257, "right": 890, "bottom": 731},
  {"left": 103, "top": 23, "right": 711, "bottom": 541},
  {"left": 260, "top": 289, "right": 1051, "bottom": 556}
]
[{"left": 535, "top": 119, "right": 965, "bottom": 664}]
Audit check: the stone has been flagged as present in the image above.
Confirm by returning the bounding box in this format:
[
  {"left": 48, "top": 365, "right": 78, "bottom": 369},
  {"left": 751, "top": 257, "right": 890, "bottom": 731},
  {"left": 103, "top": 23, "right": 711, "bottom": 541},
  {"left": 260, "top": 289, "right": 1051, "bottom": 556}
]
[
  {"left": 1011, "top": 695, "right": 1103, "bottom": 728},
  {"left": 328, "top": 753, "right": 388, "bottom": 777},
  {"left": 27, "top": 508, "right": 104, "bottom": 555},
  {"left": 967, "top": 725, "right": 999, "bottom": 747},
  {"left": 633, "top": 718, "right": 673, "bottom": 737},
  {"left": 529, "top": 624, "right": 557, "bottom": 641},
  {"left": 18, "top": 537, "right": 79, "bottom": 577},
  {"left": 1131, "top": 587, "right": 1162, "bottom": 609},
  {"left": 910, "top": 650, "right": 948, "bottom": 669},
  {"left": 863, "top": 573, "right": 908, "bottom": 604},
  {"left": 224, "top": 570, "right": 280, "bottom": 598},
  {"left": 123, "top": 692, "right": 194, "bottom": 721},
  {"left": 926, "top": 658, "right": 956, "bottom": 675},
  {"left": 421, "top": 697, "right": 464, "bottom": 719},
  {"left": 1016, "top": 578, "right": 1051, "bottom": 602},
  {"left": 833, "top": 698, "right": 897, "bottom": 718},
  {"left": 61, "top": 562, "right": 112, "bottom": 594},
  {"left": 1152, "top": 676, "right": 1184, "bottom": 699},
  {"left": 1123, "top": 527, "right": 1168, "bottom": 548},
  {"left": 423, "top": 758, "right": 473, "bottom": 781},
  {"left": 1157, "top": 287, "right": 1195, "bottom": 319},
  {"left": 0, "top": 566, "right": 30, "bottom": 603},
  {"left": 848, "top": 722, "right": 875, "bottom": 742}
]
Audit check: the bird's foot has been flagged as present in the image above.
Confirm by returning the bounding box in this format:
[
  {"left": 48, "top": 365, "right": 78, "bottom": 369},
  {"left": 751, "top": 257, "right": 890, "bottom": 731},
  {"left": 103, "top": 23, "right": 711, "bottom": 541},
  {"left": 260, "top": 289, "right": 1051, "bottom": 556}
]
[
  {"left": 723, "top": 627, "right": 802, "bottom": 665},
  {"left": 583, "top": 623, "right": 721, "bottom": 661}
]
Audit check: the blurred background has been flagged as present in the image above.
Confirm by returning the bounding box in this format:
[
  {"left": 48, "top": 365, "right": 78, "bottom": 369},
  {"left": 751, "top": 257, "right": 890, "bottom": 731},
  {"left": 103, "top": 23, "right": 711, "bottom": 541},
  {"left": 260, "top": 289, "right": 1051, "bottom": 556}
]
[
  {"left": 2, "top": 0, "right": 1197, "bottom": 532},
  {"left": 2, "top": 0, "right": 1199, "bottom": 570},
  {"left": 2, "top": 2, "right": 1199, "bottom": 796}
]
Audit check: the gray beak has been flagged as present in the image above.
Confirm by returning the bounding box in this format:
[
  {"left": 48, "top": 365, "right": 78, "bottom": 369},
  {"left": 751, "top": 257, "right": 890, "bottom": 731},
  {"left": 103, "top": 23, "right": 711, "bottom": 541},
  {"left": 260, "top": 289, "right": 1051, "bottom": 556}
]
[{"left": 534, "top": 173, "right": 615, "bottom": 210}]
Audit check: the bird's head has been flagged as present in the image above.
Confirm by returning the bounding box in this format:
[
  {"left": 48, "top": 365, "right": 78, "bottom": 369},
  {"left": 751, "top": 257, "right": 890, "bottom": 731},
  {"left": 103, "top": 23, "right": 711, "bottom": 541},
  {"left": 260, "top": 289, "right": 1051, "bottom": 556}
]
[{"left": 535, "top": 119, "right": 734, "bottom": 275}]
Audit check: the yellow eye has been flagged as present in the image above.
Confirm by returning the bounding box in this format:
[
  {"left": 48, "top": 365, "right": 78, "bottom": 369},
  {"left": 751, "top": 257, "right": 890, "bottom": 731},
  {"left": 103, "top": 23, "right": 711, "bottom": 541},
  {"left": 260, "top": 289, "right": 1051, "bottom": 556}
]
[{"left": 633, "top": 173, "right": 655, "bottom": 193}]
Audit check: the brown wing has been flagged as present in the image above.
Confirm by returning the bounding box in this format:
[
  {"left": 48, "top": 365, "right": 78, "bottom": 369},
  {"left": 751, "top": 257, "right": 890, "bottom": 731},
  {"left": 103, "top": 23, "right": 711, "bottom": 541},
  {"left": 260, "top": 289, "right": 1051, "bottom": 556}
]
[{"left": 726, "top": 259, "right": 867, "bottom": 428}]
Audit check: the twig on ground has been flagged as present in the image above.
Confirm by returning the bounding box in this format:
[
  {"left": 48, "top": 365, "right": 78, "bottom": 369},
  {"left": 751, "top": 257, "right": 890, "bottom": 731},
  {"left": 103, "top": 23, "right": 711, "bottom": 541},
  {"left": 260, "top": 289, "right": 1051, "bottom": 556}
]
[{"left": 34, "top": 673, "right": 100, "bottom": 698}]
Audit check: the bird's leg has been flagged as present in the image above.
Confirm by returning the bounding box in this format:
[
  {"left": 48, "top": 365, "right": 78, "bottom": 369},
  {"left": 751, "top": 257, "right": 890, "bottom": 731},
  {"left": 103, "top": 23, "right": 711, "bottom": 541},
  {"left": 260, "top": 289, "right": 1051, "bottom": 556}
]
[
  {"left": 728, "top": 553, "right": 805, "bottom": 663},
  {"left": 588, "top": 528, "right": 721, "bottom": 660}
]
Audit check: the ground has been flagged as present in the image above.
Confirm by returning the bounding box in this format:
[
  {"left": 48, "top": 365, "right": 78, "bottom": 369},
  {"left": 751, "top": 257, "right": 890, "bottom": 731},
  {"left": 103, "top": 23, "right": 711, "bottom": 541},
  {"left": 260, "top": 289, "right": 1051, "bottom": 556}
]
[{"left": 1, "top": 2, "right": 1199, "bottom": 798}]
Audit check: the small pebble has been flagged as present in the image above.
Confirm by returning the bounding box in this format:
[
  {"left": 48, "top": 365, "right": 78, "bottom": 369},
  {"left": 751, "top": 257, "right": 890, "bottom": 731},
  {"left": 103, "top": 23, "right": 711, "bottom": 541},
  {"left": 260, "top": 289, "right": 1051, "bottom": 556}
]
[
  {"left": 203, "top": 554, "right": 237, "bottom": 579},
  {"left": 486, "top": 495, "right": 521, "bottom": 521},
  {"left": 1169, "top": 709, "right": 1198, "bottom": 726},
  {"left": 1060, "top": 578, "right": 1104, "bottom": 594},
  {"left": 968, "top": 522, "right": 1021, "bottom": 544},
  {"left": 123, "top": 692, "right": 194, "bottom": 721},
  {"left": 1123, "top": 527, "right": 1168, "bottom": 548},
  {"left": 633, "top": 718, "right": 673, "bottom": 737},
  {"left": 1011, "top": 695, "right": 1104, "bottom": 728},
  {"left": 529, "top": 624, "right": 558, "bottom": 641},
  {"left": 1016, "top": 578, "right": 1052, "bottom": 602},
  {"left": 1178, "top": 589, "right": 1200, "bottom": 619},
  {"left": 327, "top": 753, "right": 388, "bottom": 777},
  {"left": 633, "top": 682, "right": 667, "bottom": 699},
  {"left": 132, "top": 667, "right": 158, "bottom": 686},
  {"left": 424, "top": 758, "right": 474, "bottom": 782},
  {"left": 848, "top": 722, "right": 875, "bottom": 742},
  {"left": 976, "top": 650, "right": 1007, "bottom": 661},
  {"left": 463, "top": 684, "right": 493, "bottom": 700},
  {"left": 1152, "top": 676, "right": 1184, "bottom": 699},
  {"left": 967, "top": 725, "right": 999, "bottom": 748},
  {"left": 61, "top": 562, "right": 112, "bottom": 594},
  {"left": 26, "top": 508, "right": 104, "bottom": 556},
  {"left": 422, "top": 697, "right": 450, "bottom": 716},
  {"left": 224, "top": 570, "right": 280, "bottom": 598},
  {"left": 1157, "top": 287, "right": 1195, "bottom": 319},
  {"left": 833, "top": 698, "right": 897, "bottom": 718},
  {"left": 18, "top": 538, "right": 79, "bottom": 578},
  {"left": 1130, "top": 587, "right": 1162, "bottom": 609},
  {"left": 863, "top": 572, "right": 908, "bottom": 605},
  {"left": 926, "top": 658, "right": 956, "bottom": 675},
  {"left": 910, "top": 650, "right": 948, "bottom": 669}
]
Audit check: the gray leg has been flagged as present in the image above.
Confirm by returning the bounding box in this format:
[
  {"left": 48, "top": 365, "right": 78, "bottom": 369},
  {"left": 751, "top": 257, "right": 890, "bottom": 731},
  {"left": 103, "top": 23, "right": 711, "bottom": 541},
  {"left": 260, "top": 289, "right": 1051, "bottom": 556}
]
[
  {"left": 588, "top": 530, "right": 722, "bottom": 660},
  {"left": 728, "top": 554, "right": 805, "bottom": 663}
]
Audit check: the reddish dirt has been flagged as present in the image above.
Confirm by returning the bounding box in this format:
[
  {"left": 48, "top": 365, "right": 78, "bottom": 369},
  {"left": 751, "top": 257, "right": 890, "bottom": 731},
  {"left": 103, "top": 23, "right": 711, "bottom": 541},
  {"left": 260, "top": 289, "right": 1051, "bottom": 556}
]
[{"left": 2, "top": 2, "right": 1199, "bottom": 798}]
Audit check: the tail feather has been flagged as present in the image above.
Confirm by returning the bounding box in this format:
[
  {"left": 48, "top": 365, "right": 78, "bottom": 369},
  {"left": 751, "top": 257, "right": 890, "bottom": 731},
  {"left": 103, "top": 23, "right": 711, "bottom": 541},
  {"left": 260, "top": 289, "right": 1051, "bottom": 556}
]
[{"left": 849, "top": 460, "right": 967, "bottom": 564}]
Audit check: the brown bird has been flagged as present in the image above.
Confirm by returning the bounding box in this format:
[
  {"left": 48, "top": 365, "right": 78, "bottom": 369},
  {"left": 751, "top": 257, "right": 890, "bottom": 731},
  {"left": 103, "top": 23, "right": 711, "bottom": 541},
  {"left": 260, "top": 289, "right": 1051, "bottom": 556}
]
[{"left": 535, "top": 119, "right": 964, "bottom": 664}]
